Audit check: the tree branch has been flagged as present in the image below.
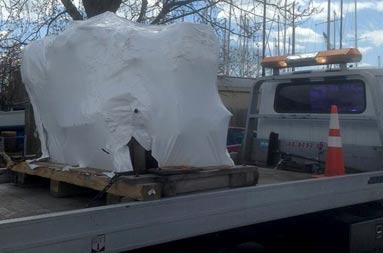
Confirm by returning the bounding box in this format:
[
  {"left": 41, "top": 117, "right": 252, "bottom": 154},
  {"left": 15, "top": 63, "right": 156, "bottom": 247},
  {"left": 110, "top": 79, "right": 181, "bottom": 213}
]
[
  {"left": 46, "top": 10, "right": 68, "bottom": 35},
  {"left": 151, "top": 0, "right": 202, "bottom": 24},
  {"left": 160, "top": 1, "right": 219, "bottom": 24}
]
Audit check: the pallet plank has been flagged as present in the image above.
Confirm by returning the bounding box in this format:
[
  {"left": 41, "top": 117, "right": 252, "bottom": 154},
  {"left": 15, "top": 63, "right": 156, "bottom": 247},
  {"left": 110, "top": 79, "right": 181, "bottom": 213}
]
[
  {"left": 8, "top": 162, "right": 259, "bottom": 201},
  {"left": 10, "top": 162, "right": 162, "bottom": 201}
]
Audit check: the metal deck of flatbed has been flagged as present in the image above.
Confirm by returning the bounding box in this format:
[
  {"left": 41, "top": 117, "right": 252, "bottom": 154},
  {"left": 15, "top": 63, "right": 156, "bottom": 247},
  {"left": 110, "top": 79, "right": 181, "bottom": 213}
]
[
  {"left": 0, "top": 168, "right": 382, "bottom": 252},
  {"left": 0, "top": 168, "right": 310, "bottom": 221},
  {"left": 0, "top": 183, "right": 91, "bottom": 220}
]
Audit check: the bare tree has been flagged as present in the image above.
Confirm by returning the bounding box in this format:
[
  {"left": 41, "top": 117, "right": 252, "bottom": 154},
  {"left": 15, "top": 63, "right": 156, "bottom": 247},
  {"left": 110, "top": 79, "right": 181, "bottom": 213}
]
[{"left": 0, "top": 0, "right": 321, "bottom": 92}]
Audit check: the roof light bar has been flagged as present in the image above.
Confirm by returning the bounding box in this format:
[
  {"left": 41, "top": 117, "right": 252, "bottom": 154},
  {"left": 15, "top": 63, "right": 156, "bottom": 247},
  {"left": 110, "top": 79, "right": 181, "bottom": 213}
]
[{"left": 261, "top": 48, "right": 362, "bottom": 70}]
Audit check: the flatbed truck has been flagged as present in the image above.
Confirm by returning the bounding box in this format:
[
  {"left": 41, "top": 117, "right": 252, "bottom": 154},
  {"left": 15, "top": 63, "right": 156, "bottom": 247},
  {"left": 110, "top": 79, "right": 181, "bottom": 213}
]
[{"left": 1, "top": 48, "right": 383, "bottom": 252}]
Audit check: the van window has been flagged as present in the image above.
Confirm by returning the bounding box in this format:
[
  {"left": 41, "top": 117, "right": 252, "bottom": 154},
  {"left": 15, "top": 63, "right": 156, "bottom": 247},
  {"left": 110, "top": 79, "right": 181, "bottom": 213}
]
[{"left": 274, "top": 80, "right": 366, "bottom": 114}]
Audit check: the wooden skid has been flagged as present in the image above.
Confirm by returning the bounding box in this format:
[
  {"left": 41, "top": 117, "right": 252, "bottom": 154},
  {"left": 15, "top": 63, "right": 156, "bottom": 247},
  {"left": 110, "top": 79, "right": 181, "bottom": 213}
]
[{"left": 8, "top": 162, "right": 259, "bottom": 201}]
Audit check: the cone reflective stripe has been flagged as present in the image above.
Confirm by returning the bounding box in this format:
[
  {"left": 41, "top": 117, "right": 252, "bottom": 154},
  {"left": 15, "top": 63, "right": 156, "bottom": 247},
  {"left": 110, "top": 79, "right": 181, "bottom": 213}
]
[{"left": 325, "top": 105, "right": 345, "bottom": 176}]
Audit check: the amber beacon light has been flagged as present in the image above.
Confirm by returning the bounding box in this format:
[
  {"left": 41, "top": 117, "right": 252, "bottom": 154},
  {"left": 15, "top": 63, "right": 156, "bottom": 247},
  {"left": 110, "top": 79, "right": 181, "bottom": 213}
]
[{"left": 261, "top": 48, "right": 362, "bottom": 70}]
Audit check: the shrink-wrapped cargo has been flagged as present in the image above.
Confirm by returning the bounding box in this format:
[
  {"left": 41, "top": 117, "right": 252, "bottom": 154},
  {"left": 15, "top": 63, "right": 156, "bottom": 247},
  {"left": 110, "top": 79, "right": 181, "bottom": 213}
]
[{"left": 21, "top": 12, "right": 233, "bottom": 172}]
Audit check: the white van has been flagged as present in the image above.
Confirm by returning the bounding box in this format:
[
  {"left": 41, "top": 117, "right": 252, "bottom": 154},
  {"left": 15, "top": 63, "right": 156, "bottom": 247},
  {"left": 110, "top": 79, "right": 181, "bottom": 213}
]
[{"left": 242, "top": 49, "right": 383, "bottom": 172}]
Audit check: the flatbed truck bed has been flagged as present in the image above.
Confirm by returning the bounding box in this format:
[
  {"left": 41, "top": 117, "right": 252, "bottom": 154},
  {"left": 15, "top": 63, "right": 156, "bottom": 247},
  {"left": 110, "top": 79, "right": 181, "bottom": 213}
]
[{"left": 0, "top": 167, "right": 382, "bottom": 252}]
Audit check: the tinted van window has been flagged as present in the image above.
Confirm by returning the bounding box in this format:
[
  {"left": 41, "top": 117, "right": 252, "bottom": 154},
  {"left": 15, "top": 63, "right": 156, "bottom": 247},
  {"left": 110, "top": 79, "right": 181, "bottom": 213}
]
[{"left": 274, "top": 80, "right": 366, "bottom": 114}]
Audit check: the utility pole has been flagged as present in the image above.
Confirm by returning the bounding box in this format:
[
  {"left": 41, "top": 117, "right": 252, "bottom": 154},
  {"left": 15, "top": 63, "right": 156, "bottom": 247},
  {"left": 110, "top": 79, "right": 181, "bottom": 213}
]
[
  {"left": 340, "top": 0, "right": 343, "bottom": 48},
  {"left": 354, "top": 0, "right": 358, "bottom": 49},
  {"left": 333, "top": 11, "right": 336, "bottom": 49},
  {"left": 292, "top": 1, "right": 296, "bottom": 55},
  {"left": 223, "top": 18, "right": 227, "bottom": 75},
  {"left": 355, "top": 0, "right": 358, "bottom": 67},
  {"left": 262, "top": 0, "right": 267, "bottom": 76},
  {"left": 274, "top": 38, "right": 278, "bottom": 55},
  {"left": 378, "top": 56, "right": 381, "bottom": 68},
  {"left": 239, "top": 14, "right": 244, "bottom": 77},
  {"left": 327, "top": 0, "right": 331, "bottom": 50},
  {"left": 283, "top": 0, "right": 287, "bottom": 55},
  {"left": 244, "top": 15, "right": 249, "bottom": 75},
  {"left": 226, "top": 0, "right": 232, "bottom": 75},
  {"left": 288, "top": 37, "right": 291, "bottom": 55},
  {"left": 257, "top": 47, "right": 261, "bottom": 77},
  {"left": 277, "top": 15, "right": 280, "bottom": 55}
]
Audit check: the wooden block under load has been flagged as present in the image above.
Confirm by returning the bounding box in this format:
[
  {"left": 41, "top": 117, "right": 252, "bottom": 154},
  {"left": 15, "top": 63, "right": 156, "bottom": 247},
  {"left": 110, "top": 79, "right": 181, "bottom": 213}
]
[
  {"left": 13, "top": 172, "right": 43, "bottom": 186},
  {"left": 229, "top": 170, "right": 258, "bottom": 187},
  {"left": 50, "top": 180, "right": 89, "bottom": 198},
  {"left": 153, "top": 165, "right": 259, "bottom": 197},
  {"left": 15, "top": 172, "right": 28, "bottom": 185},
  {"left": 8, "top": 162, "right": 258, "bottom": 201}
]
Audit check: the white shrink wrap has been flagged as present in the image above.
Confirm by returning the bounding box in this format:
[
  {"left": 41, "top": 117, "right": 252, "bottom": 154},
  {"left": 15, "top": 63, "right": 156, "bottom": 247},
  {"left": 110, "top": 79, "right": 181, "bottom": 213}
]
[{"left": 21, "top": 12, "right": 234, "bottom": 172}]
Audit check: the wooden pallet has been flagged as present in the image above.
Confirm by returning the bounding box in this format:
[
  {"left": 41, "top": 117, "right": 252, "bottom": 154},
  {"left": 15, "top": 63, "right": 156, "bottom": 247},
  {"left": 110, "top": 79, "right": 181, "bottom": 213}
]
[{"left": 7, "top": 161, "right": 259, "bottom": 202}]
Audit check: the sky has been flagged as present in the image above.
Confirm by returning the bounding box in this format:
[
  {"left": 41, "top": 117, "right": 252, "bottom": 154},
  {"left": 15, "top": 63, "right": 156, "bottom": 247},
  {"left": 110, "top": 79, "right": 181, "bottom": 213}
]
[
  {"left": 2, "top": 0, "right": 381, "bottom": 68},
  {"left": 274, "top": 0, "right": 383, "bottom": 67}
]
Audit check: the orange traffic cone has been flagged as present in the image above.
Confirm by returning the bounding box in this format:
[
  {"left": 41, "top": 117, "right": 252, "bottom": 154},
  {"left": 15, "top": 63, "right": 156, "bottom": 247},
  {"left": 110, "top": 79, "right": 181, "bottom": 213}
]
[{"left": 324, "top": 105, "right": 345, "bottom": 176}]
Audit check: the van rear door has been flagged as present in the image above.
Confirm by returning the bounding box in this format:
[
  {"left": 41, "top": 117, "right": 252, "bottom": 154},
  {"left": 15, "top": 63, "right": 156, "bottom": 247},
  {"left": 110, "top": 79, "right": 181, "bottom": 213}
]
[{"left": 250, "top": 72, "right": 383, "bottom": 172}]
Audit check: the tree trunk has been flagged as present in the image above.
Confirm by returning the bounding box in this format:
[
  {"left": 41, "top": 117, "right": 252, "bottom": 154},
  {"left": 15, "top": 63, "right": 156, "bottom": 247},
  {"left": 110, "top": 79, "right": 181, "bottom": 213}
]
[
  {"left": 60, "top": 0, "right": 83, "bottom": 20},
  {"left": 83, "top": 0, "right": 122, "bottom": 18}
]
